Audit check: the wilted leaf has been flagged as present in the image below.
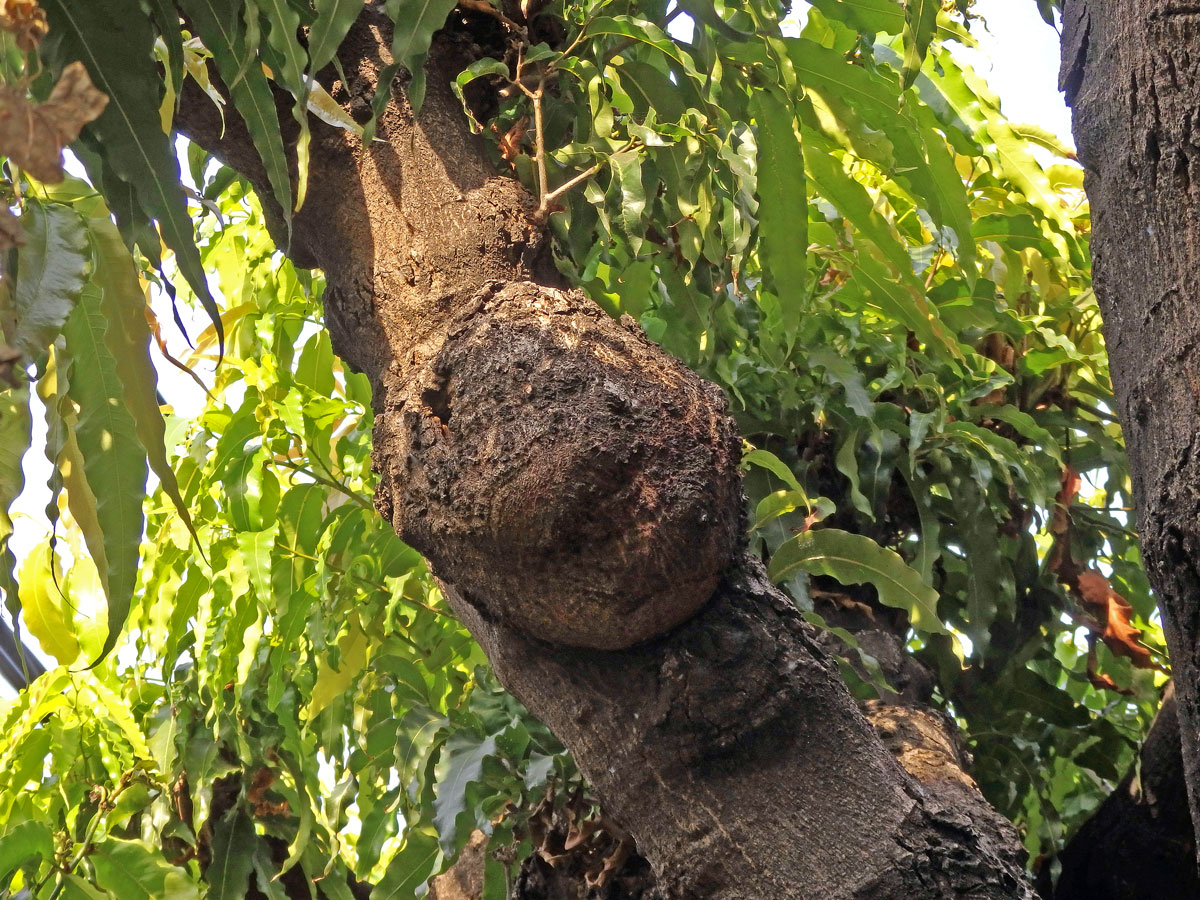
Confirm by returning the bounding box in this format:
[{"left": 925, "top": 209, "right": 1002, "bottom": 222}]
[
  {"left": 0, "top": 379, "right": 31, "bottom": 613},
  {"left": 0, "top": 62, "right": 107, "bottom": 183},
  {"left": 1076, "top": 570, "right": 1160, "bottom": 671},
  {"left": 12, "top": 198, "right": 89, "bottom": 360},
  {"left": 0, "top": 0, "right": 47, "bottom": 50},
  {"left": 42, "top": 0, "right": 224, "bottom": 346}
]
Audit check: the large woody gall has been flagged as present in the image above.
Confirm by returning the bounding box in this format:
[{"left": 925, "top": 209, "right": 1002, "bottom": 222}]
[{"left": 374, "top": 280, "right": 745, "bottom": 649}]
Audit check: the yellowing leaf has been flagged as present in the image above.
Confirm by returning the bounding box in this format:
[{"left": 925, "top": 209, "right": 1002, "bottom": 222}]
[
  {"left": 304, "top": 619, "right": 369, "bottom": 721},
  {"left": 18, "top": 540, "right": 80, "bottom": 665}
]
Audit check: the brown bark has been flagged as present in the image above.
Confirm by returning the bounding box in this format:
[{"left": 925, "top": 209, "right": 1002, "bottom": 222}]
[
  {"left": 1061, "top": 0, "right": 1200, "bottom": 861},
  {"left": 176, "top": 8, "right": 1035, "bottom": 897}
]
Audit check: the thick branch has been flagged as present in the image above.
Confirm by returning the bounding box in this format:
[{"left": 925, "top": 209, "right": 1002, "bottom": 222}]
[
  {"left": 175, "top": 9, "right": 1036, "bottom": 896},
  {"left": 443, "top": 552, "right": 1031, "bottom": 899}
]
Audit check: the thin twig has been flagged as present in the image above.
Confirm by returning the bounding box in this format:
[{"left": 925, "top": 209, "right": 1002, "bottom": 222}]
[
  {"left": 533, "top": 76, "right": 549, "bottom": 213},
  {"left": 458, "top": 0, "right": 528, "bottom": 40},
  {"left": 276, "top": 458, "right": 372, "bottom": 510},
  {"left": 540, "top": 138, "right": 640, "bottom": 214}
]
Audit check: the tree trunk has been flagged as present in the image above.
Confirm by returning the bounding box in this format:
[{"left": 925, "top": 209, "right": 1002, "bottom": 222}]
[
  {"left": 178, "top": 9, "right": 1034, "bottom": 897},
  {"left": 1061, "top": 0, "right": 1200, "bottom": 862}
]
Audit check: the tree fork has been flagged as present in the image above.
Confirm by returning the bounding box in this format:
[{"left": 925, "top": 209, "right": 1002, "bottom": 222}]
[{"left": 178, "top": 9, "right": 1033, "bottom": 897}]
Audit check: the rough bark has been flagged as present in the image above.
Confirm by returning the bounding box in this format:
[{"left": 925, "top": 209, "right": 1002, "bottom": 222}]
[
  {"left": 176, "top": 8, "right": 1034, "bottom": 897},
  {"left": 1037, "top": 685, "right": 1198, "bottom": 900},
  {"left": 1061, "top": 0, "right": 1200, "bottom": 857}
]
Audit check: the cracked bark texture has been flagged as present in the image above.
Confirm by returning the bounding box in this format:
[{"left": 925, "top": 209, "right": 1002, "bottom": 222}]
[
  {"left": 1062, "top": 0, "right": 1200, "bottom": 857},
  {"left": 177, "top": 8, "right": 1034, "bottom": 897}
]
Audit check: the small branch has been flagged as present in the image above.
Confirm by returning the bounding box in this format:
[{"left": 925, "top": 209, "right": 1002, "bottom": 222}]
[
  {"left": 537, "top": 138, "right": 640, "bottom": 218},
  {"left": 457, "top": 0, "right": 528, "bottom": 40},
  {"left": 532, "top": 76, "right": 549, "bottom": 214},
  {"left": 276, "top": 458, "right": 373, "bottom": 510}
]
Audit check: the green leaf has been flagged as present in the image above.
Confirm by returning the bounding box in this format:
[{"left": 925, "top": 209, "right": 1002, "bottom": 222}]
[
  {"left": 148, "top": 0, "right": 185, "bottom": 102},
  {"left": 92, "top": 839, "right": 200, "bottom": 900},
  {"left": 611, "top": 148, "right": 647, "bottom": 253},
  {"left": 0, "top": 379, "right": 31, "bottom": 614},
  {"left": 807, "top": 0, "right": 905, "bottom": 34},
  {"left": 371, "top": 828, "right": 440, "bottom": 900},
  {"left": 305, "top": 620, "right": 369, "bottom": 720},
  {"left": 62, "top": 291, "right": 149, "bottom": 664},
  {"left": 741, "top": 447, "right": 803, "bottom": 492},
  {"left": 582, "top": 16, "right": 703, "bottom": 82},
  {"left": 19, "top": 542, "right": 79, "bottom": 665},
  {"left": 451, "top": 59, "right": 510, "bottom": 132},
  {"left": 209, "top": 810, "right": 258, "bottom": 900},
  {"left": 769, "top": 527, "right": 947, "bottom": 635},
  {"left": 0, "top": 820, "right": 53, "bottom": 883},
  {"left": 752, "top": 490, "right": 832, "bottom": 532},
  {"left": 802, "top": 129, "right": 915, "bottom": 282},
  {"left": 259, "top": 0, "right": 312, "bottom": 209},
  {"left": 752, "top": 90, "right": 807, "bottom": 340},
  {"left": 308, "top": 0, "right": 362, "bottom": 75},
  {"left": 60, "top": 874, "right": 110, "bottom": 900},
  {"left": 433, "top": 731, "right": 497, "bottom": 854},
  {"left": 238, "top": 527, "right": 277, "bottom": 603},
  {"left": 382, "top": 0, "right": 460, "bottom": 115},
  {"left": 38, "top": 352, "right": 111, "bottom": 593},
  {"left": 295, "top": 330, "right": 337, "bottom": 396},
  {"left": 178, "top": 0, "right": 294, "bottom": 224},
  {"left": 83, "top": 202, "right": 201, "bottom": 552},
  {"left": 42, "top": 0, "right": 223, "bottom": 348},
  {"left": 12, "top": 200, "right": 90, "bottom": 362},
  {"left": 900, "top": 0, "right": 938, "bottom": 90}
]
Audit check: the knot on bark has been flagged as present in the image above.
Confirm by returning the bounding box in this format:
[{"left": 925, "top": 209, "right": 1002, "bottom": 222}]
[{"left": 377, "top": 281, "right": 743, "bottom": 649}]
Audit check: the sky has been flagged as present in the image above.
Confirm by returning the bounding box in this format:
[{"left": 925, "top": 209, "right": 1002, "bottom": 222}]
[
  {"left": 959, "top": 0, "right": 1073, "bottom": 147},
  {"left": 0, "top": 1, "right": 1077, "bottom": 691}
]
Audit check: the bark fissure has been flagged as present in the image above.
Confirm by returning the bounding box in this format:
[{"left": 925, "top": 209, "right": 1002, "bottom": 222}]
[{"left": 175, "top": 9, "right": 1035, "bottom": 896}]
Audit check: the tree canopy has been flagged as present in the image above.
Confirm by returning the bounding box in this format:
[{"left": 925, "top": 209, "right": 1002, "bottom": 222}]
[{"left": 0, "top": 0, "right": 1174, "bottom": 898}]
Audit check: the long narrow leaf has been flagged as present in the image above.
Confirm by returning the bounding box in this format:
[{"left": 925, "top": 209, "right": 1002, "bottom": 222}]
[
  {"left": 42, "top": 0, "right": 223, "bottom": 349},
  {"left": 178, "top": 0, "right": 295, "bottom": 225},
  {"left": 769, "top": 527, "right": 948, "bottom": 635},
  {"left": 752, "top": 89, "right": 807, "bottom": 340},
  {"left": 900, "top": 0, "right": 937, "bottom": 90},
  {"left": 84, "top": 204, "right": 202, "bottom": 553},
  {"left": 0, "top": 380, "right": 31, "bottom": 615},
  {"left": 62, "top": 291, "right": 149, "bottom": 664}
]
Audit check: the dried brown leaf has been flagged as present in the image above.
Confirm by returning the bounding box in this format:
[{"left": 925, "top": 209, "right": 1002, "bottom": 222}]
[
  {"left": 1077, "top": 569, "right": 1159, "bottom": 670},
  {"left": 0, "top": 0, "right": 47, "bottom": 52},
  {"left": 0, "top": 61, "right": 108, "bottom": 183}
]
